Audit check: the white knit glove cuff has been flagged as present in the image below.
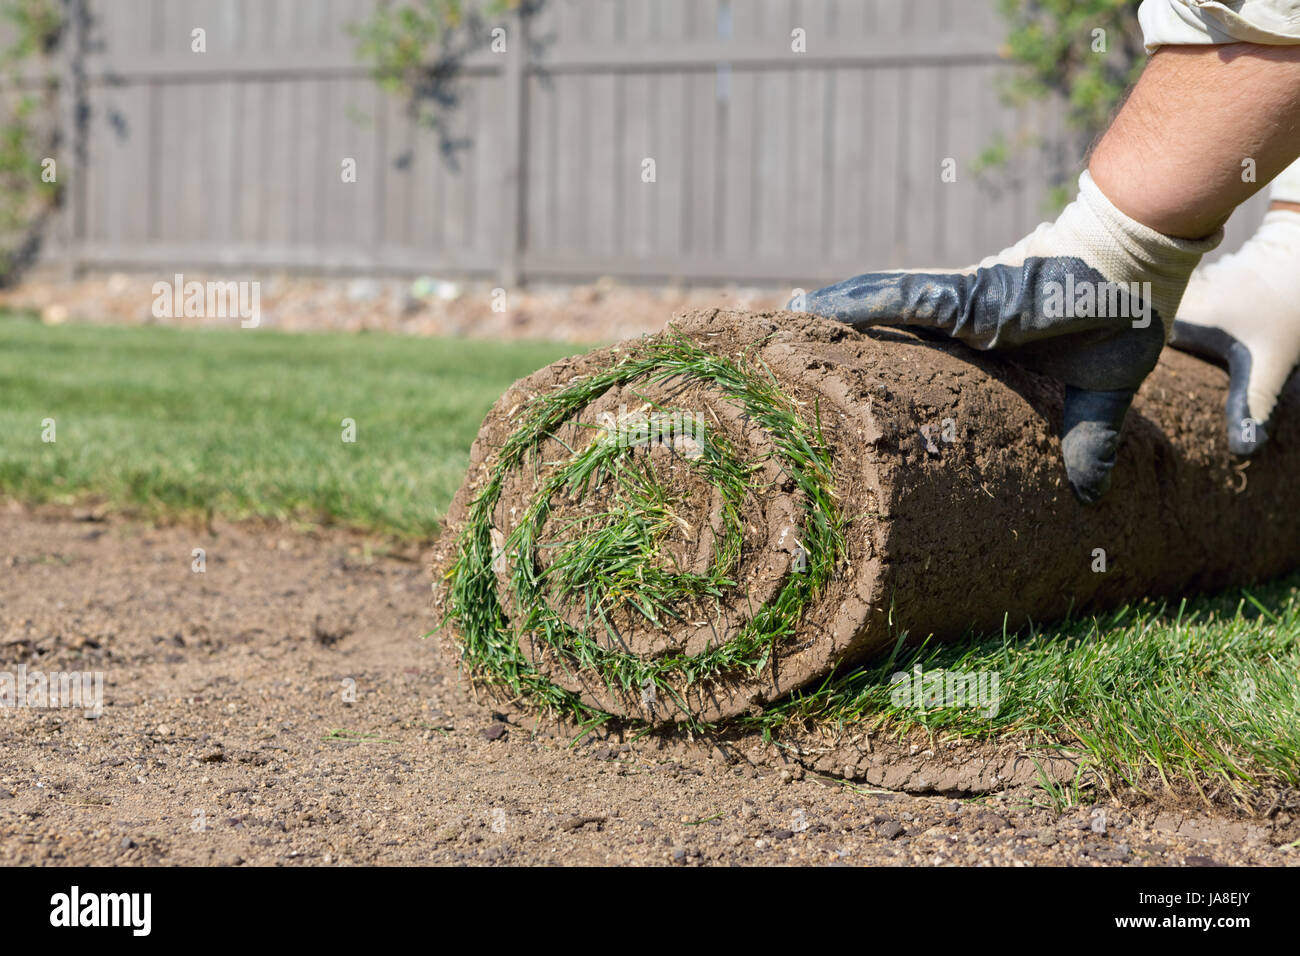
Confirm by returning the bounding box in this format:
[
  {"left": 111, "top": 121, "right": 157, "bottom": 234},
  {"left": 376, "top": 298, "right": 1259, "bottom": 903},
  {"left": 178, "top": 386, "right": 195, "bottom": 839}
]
[{"left": 1064, "top": 170, "right": 1223, "bottom": 340}]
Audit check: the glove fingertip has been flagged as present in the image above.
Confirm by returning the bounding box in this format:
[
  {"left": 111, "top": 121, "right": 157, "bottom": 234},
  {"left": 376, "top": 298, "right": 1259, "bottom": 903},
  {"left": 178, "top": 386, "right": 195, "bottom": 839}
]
[
  {"left": 1062, "top": 426, "right": 1119, "bottom": 505},
  {"left": 1226, "top": 420, "right": 1269, "bottom": 457},
  {"left": 798, "top": 288, "right": 883, "bottom": 329},
  {"left": 1061, "top": 387, "right": 1135, "bottom": 506},
  {"left": 1224, "top": 372, "right": 1270, "bottom": 457}
]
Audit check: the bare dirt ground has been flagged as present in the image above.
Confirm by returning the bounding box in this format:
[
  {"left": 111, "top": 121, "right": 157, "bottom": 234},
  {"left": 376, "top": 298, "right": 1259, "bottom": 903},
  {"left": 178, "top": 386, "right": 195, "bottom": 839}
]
[{"left": 1, "top": 503, "right": 1296, "bottom": 867}]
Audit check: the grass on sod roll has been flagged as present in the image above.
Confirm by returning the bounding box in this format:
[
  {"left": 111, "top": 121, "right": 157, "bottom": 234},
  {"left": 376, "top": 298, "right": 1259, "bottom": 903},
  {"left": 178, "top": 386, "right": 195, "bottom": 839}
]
[
  {"left": 3, "top": 311, "right": 1298, "bottom": 796},
  {"left": 0, "top": 311, "right": 578, "bottom": 537},
  {"left": 444, "top": 333, "right": 846, "bottom": 723}
]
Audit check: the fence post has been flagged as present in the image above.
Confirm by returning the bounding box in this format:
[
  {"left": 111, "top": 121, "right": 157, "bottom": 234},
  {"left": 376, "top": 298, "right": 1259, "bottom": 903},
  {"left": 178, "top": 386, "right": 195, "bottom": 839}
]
[
  {"left": 58, "top": 0, "right": 83, "bottom": 281},
  {"left": 499, "top": 8, "right": 528, "bottom": 288}
]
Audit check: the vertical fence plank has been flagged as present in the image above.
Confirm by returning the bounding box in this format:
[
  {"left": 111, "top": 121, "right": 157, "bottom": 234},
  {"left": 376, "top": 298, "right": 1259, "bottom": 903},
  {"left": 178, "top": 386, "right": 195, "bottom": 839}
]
[
  {"left": 58, "top": 0, "right": 85, "bottom": 275},
  {"left": 583, "top": 4, "right": 618, "bottom": 260},
  {"left": 497, "top": 8, "right": 527, "bottom": 283},
  {"left": 380, "top": 91, "right": 412, "bottom": 251},
  {"left": 720, "top": 68, "right": 755, "bottom": 264},
  {"left": 788, "top": 66, "right": 827, "bottom": 263},
  {"left": 899, "top": 2, "right": 943, "bottom": 267},
  {"left": 827, "top": 66, "right": 865, "bottom": 266},
  {"left": 554, "top": 70, "right": 586, "bottom": 253},
  {"left": 619, "top": 1, "right": 652, "bottom": 258},
  {"left": 525, "top": 64, "right": 554, "bottom": 255}
]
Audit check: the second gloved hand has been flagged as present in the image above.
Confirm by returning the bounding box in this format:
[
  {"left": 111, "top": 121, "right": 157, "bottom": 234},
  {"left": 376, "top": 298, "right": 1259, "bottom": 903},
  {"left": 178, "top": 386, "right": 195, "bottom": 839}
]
[
  {"left": 797, "top": 170, "right": 1221, "bottom": 504},
  {"left": 1169, "top": 207, "right": 1300, "bottom": 456}
]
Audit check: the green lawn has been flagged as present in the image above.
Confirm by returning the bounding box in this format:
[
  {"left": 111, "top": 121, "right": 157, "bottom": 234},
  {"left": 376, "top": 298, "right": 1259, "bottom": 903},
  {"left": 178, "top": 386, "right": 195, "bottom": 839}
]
[
  {"left": 752, "top": 584, "right": 1300, "bottom": 800},
  {"left": 0, "top": 313, "right": 580, "bottom": 537}
]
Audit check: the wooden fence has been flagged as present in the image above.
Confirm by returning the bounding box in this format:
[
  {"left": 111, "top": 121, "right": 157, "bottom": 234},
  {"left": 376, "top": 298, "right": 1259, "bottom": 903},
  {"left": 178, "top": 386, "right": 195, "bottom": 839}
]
[{"left": 30, "top": 0, "right": 1266, "bottom": 286}]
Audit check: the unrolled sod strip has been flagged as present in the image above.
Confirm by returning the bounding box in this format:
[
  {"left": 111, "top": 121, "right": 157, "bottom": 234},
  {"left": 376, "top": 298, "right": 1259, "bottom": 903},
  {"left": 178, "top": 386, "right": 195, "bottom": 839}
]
[{"left": 434, "top": 309, "right": 1300, "bottom": 726}]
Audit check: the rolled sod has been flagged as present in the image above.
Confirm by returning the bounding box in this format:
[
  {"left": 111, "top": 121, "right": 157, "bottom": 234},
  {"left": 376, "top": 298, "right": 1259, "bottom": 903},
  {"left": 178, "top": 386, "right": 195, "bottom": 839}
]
[{"left": 434, "top": 309, "right": 1300, "bottom": 725}]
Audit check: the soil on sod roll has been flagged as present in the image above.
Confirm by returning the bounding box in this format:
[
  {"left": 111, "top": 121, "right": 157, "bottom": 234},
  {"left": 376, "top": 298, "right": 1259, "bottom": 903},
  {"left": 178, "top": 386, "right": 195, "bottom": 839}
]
[{"left": 435, "top": 308, "right": 1300, "bottom": 726}]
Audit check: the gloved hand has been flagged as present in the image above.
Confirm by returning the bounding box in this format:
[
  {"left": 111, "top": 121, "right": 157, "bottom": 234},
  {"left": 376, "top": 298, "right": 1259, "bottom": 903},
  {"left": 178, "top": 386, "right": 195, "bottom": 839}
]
[
  {"left": 796, "top": 171, "right": 1221, "bottom": 504},
  {"left": 1170, "top": 208, "right": 1300, "bottom": 456}
]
